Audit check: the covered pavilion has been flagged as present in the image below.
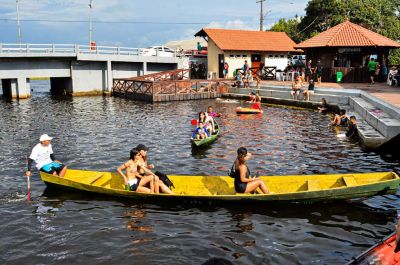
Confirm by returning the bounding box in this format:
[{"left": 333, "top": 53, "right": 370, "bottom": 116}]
[{"left": 295, "top": 20, "right": 400, "bottom": 83}]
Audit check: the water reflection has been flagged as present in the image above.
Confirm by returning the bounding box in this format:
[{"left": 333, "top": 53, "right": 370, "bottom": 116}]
[{"left": 1, "top": 81, "right": 399, "bottom": 264}]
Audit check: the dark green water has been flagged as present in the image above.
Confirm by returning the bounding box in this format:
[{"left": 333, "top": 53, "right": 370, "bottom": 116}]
[{"left": 0, "top": 81, "right": 399, "bottom": 264}]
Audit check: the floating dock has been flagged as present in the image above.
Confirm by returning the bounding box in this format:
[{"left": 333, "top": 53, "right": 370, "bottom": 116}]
[{"left": 112, "top": 69, "right": 229, "bottom": 102}]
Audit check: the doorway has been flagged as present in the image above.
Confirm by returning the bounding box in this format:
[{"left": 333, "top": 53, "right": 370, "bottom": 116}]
[
  {"left": 218, "top": 54, "right": 225, "bottom": 78},
  {"left": 251, "top": 54, "right": 262, "bottom": 69}
]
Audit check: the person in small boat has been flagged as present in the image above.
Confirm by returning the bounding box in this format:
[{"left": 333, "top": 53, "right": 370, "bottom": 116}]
[
  {"left": 206, "top": 106, "right": 221, "bottom": 118},
  {"left": 191, "top": 122, "right": 210, "bottom": 140},
  {"left": 248, "top": 91, "right": 256, "bottom": 103},
  {"left": 251, "top": 90, "right": 262, "bottom": 110},
  {"left": 318, "top": 98, "right": 328, "bottom": 113},
  {"left": 331, "top": 109, "right": 349, "bottom": 126},
  {"left": 117, "top": 148, "right": 155, "bottom": 193},
  {"left": 233, "top": 147, "right": 269, "bottom": 194},
  {"left": 345, "top": 116, "right": 358, "bottom": 138},
  {"left": 26, "top": 134, "right": 67, "bottom": 178},
  {"left": 135, "top": 144, "right": 173, "bottom": 194},
  {"left": 199, "top": 111, "right": 214, "bottom": 134}
]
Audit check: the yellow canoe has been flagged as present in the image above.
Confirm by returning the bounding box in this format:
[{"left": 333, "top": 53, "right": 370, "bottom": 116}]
[{"left": 40, "top": 170, "right": 400, "bottom": 203}]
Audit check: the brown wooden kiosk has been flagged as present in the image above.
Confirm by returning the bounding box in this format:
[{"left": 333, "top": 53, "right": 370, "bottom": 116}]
[{"left": 295, "top": 20, "right": 400, "bottom": 83}]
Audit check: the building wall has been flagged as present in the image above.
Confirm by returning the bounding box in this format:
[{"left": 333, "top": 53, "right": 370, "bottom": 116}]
[
  {"left": 207, "top": 43, "right": 291, "bottom": 78},
  {"left": 207, "top": 39, "right": 224, "bottom": 76},
  {"left": 264, "top": 53, "right": 290, "bottom": 71}
]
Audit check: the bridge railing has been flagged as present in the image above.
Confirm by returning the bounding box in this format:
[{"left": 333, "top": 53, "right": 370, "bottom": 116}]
[{"left": 0, "top": 43, "right": 179, "bottom": 57}]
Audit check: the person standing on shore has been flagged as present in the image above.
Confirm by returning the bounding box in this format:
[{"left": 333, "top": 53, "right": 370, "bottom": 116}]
[
  {"left": 26, "top": 134, "right": 67, "bottom": 178},
  {"left": 368, "top": 58, "right": 378, "bottom": 84}
]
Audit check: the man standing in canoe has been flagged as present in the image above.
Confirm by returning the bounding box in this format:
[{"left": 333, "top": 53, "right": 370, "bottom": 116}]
[{"left": 26, "top": 134, "right": 67, "bottom": 178}]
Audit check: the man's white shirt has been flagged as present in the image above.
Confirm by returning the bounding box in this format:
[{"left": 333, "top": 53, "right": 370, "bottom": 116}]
[{"left": 30, "top": 143, "right": 54, "bottom": 170}]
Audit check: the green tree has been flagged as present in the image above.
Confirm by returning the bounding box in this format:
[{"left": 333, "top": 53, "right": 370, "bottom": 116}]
[
  {"left": 297, "top": 0, "right": 400, "bottom": 64},
  {"left": 270, "top": 18, "right": 302, "bottom": 43}
]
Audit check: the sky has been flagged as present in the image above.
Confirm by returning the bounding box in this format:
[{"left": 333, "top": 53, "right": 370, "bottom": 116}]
[{"left": 0, "top": 0, "right": 309, "bottom": 48}]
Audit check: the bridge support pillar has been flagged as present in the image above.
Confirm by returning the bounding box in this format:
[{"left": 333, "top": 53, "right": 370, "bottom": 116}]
[
  {"left": 106, "top": 60, "right": 113, "bottom": 93},
  {"left": 1, "top": 78, "right": 30, "bottom": 99},
  {"left": 143, "top": 62, "right": 147, "bottom": 76},
  {"left": 17, "top": 77, "right": 31, "bottom": 99}
]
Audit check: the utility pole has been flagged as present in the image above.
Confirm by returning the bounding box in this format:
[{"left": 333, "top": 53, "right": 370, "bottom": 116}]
[
  {"left": 256, "top": 0, "right": 266, "bottom": 31},
  {"left": 89, "top": 0, "right": 93, "bottom": 46},
  {"left": 16, "top": 0, "right": 22, "bottom": 46}
]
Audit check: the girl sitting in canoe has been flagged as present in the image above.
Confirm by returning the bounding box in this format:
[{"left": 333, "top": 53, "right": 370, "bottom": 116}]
[
  {"left": 117, "top": 148, "right": 156, "bottom": 193},
  {"left": 191, "top": 122, "right": 210, "bottom": 140},
  {"left": 136, "top": 144, "right": 173, "bottom": 194},
  {"left": 199, "top": 111, "right": 214, "bottom": 134},
  {"left": 233, "top": 147, "right": 269, "bottom": 194}
]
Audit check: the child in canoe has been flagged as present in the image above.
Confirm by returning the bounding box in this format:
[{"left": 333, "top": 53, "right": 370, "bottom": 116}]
[
  {"left": 117, "top": 148, "right": 156, "bottom": 193},
  {"left": 191, "top": 122, "right": 210, "bottom": 140},
  {"left": 250, "top": 90, "right": 262, "bottom": 110},
  {"left": 199, "top": 111, "right": 215, "bottom": 134}
]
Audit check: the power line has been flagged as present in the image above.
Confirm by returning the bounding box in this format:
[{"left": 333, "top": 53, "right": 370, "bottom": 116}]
[
  {"left": 0, "top": 18, "right": 209, "bottom": 25},
  {"left": 0, "top": 16, "right": 295, "bottom": 25}
]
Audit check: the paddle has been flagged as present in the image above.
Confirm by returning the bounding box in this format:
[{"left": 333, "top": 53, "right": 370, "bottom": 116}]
[
  {"left": 191, "top": 119, "right": 198, "bottom": 126},
  {"left": 25, "top": 156, "right": 31, "bottom": 202}
]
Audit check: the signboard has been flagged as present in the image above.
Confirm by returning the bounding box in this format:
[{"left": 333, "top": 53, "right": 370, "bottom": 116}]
[{"left": 338, "top": 48, "right": 362, "bottom": 53}]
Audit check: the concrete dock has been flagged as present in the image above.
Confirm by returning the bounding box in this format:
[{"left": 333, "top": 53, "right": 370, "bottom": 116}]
[{"left": 223, "top": 81, "right": 400, "bottom": 151}]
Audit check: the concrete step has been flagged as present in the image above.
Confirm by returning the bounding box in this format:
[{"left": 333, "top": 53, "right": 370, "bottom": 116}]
[
  {"left": 337, "top": 105, "right": 386, "bottom": 149},
  {"left": 238, "top": 87, "right": 350, "bottom": 105},
  {"left": 350, "top": 97, "right": 400, "bottom": 139}
]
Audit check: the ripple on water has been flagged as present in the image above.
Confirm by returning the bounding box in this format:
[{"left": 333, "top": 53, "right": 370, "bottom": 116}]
[{"left": 0, "top": 81, "right": 399, "bottom": 264}]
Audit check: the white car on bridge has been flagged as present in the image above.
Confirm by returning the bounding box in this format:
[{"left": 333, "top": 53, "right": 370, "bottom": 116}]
[{"left": 140, "top": 46, "right": 175, "bottom": 57}]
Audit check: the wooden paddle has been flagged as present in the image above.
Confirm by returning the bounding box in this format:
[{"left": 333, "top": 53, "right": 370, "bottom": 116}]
[{"left": 25, "top": 156, "right": 31, "bottom": 202}]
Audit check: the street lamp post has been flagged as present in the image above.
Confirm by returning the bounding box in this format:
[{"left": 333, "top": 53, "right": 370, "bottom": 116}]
[
  {"left": 89, "top": 0, "right": 93, "bottom": 47},
  {"left": 256, "top": 0, "right": 266, "bottom": 31},
  {"left": 16, "top": 0, "right": 22, "bottom": 46}
]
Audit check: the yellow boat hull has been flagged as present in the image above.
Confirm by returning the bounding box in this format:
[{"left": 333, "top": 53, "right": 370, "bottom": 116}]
[{"left": 40, "top": 170, "right": 399, "bottom": 203}]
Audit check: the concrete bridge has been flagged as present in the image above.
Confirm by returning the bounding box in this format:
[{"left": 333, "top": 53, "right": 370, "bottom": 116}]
[{"left": 0, "top": 43, "right": 185, "bottom": 98}]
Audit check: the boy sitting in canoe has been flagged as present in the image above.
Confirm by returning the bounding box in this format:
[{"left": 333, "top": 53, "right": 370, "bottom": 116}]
[
  {"left": 191, "top": 122, "right": 210, "bottom": 140},
  {"left": 117, "top": 148, "right": 157, "bottom": 193}
]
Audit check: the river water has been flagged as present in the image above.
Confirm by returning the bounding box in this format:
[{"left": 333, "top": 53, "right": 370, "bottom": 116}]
[{"left": 0, "top": 81, "right": 399, "bottom": 264}]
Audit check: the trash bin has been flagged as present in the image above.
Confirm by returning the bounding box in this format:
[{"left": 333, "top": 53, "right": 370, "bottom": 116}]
[{"left": 336, "top": 71, "right": 343, "bottom": 83}]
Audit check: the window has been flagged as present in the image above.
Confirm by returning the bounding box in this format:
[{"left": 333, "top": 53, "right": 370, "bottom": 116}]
[
  {"left": 235, "top": 55, "right": 241, "bottom": 58},
  {"left": 242, "top": 55, "right": 247, "bottom": 58},
  {"left": 229, "top": 55, "right": 235, "bottom": 58}
]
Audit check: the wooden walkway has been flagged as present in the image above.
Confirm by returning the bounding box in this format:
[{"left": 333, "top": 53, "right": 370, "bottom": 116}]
[{"left": 112, "top": 69, "right": 230, "bottom": 102}]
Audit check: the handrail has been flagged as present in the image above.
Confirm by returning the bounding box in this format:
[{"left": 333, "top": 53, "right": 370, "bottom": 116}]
[{"left": 0, "top": 43, "right": 179, "bottom": 58}]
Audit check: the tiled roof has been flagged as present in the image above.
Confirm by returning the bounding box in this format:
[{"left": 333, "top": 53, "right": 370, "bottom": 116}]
[
  {"left": 295, "top": 20, "right": 400, "bottom": 48},
  {"left": 195, "top": 28, "right": 298, "bottom": 52}
]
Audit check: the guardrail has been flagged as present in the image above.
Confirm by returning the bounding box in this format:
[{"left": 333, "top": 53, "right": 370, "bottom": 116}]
[{"left": 0, "top": 43, "right": 180, "bottom": 57}]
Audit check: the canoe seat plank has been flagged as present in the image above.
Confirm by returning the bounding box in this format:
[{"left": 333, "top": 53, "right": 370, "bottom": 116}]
[
  {"left": 88, "top": 174, "right": 105, "bottom": 184},
  {"left": 307, "top": 180, "right": 320, "bottom": 191},
  {"left": 343, "top": 176, "right": 357, "bottom": 187}
]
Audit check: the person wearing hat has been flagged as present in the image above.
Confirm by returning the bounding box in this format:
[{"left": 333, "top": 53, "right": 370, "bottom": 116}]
[
  {"left": 135, "top": 144, "right": 173, "bottom": 194},
  {"left": 26, "top": 134, "right": 67, "bottom": 178}
]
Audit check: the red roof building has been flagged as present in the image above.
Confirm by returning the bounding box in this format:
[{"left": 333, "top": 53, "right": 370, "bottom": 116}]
[
  {"left": 295, "top": 20, "right": 400, "bottom": 83},
  {"left": 195, "top": 28, "right": 298, "bottom": 79}
]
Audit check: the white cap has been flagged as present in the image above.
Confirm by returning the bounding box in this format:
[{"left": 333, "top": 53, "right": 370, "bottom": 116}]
[{"left": 40, "top": 134, "right": 53, "bottom": 142}]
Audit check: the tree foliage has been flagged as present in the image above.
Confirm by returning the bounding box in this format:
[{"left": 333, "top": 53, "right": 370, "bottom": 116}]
[
  {"left": 270, "top": 18, "right": 301, "bottom": 43},
  {"left": 270, "top": 0, "right": 400, "bottom": 64}
]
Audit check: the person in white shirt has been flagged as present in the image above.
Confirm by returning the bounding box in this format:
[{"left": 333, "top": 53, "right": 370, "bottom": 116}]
[{"left": 26, "top": 134, "right": 67, "bottom": 178}]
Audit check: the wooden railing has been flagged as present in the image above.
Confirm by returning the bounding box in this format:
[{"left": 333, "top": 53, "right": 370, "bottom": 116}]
[{"left": 130, "top": 69, "right": 190, "bottom": 82}]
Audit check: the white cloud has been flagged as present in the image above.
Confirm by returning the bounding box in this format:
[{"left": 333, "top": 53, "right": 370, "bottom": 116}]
[{"left": 206, "top": 19, "right": 257, "bottom": 30}]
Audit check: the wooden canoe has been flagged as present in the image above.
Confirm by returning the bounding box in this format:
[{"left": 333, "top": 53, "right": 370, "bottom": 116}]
[
  {"left": 236, "top": 107, "right": 263, "bottom": 114},
  {"left": 191, "top": 120, "right": 220, "bottom": 147},
  {"left": 345, "top": 232, "right": 400, "bottom": 265},
  {"left": 40, "top": 170, "right": 400, "bottom": 203}
]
